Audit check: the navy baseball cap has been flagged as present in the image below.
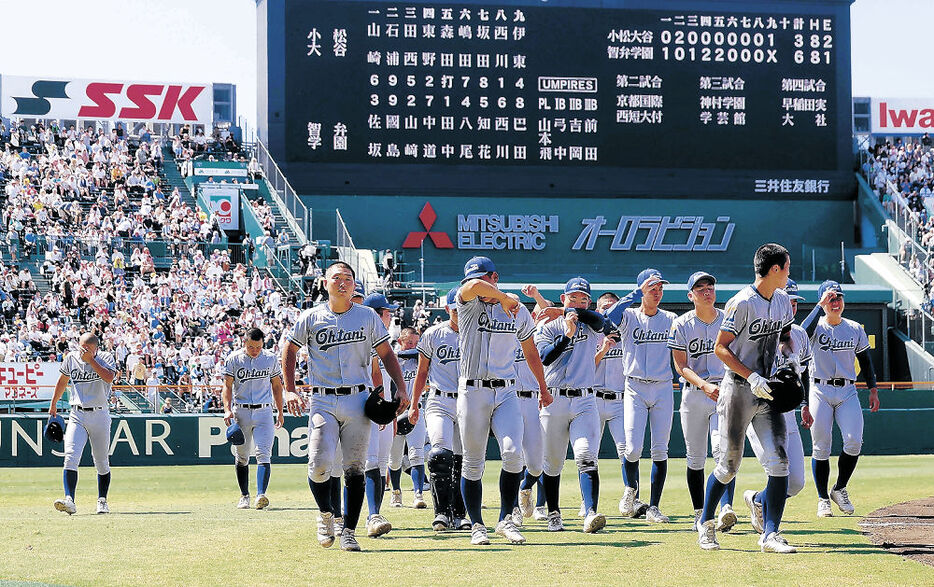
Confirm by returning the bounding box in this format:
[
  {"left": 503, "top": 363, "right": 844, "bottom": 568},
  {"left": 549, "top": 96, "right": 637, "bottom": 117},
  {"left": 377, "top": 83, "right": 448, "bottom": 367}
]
[
  {"left": 363, "top": 293, "right": 401, "bottom": 311},
  {"left": 637, "top": 268, "right": 669, "bottom": 288},
  {"left": 687, "top": 271, "right": 716, "bottom": 290},
  {"left": 352, "top": 280, "right": 366, "bottom": 299},
  {"left": 563, "top": 277, "right": 592, "bottom": 298},
  {"left": 226, "top": 422, "right": 245, "bottom": 445},
  {"left": 445, "top": 288, "right": 459, "bottom": 308},
  {"left": 785, "top": 279, "right": 805, "bottom": 301},
  {"left": 818, "top": 280, "right": 845, "bottom": 299},
  {"left": 462, "top": 256, "right": 496, "bottom": 283}
]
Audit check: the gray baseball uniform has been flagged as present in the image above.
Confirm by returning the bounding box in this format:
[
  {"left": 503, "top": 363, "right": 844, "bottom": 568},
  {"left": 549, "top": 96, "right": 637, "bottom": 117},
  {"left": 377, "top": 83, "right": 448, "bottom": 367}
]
[
  {"left": 616, "top": 307, "right": 677, "bottom": 462},
  {"left": 808, "top": 317, "right": 870, "bottom": 460},
  {"left": 224, "top": 348, "right": 281, "bottom": 465},
  {"left": 668, "top": 309, "right": 725, "bottom": 471},
  {"left": 747, "top": 324, "right": 811, "bottom": 496},
  {"left": 535, "top": 316, "right": 601, "bottom": 476},
  {"left": 390, "top": 351, "right": 427, "bottom": 469},
  {"left": 714, "top": 285, "right": 794, "bottom": 483},
  {"left": 365, "top": 353, "right": 393, "bottom": 475},
  {"left": 455, "top": 295, "right": 534, "bottom": 480},
  {"left": 594, "top": 336, "right": 626, "bottom": 460},
  {"left": 418, "top": 322, "right": 463, "bottom": 454},
  {"left": 60, "top": 351, "right": 116, "bottom": 474},
  {"left": 514, "top": 346, "right": 543, "bottom": 477},
  {"left": 288, "top": 303, "right": 389, "bottom": 481}
]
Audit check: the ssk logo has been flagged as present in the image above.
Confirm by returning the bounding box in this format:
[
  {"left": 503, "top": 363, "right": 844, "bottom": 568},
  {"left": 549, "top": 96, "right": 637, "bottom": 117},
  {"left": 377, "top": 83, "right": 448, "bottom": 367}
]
[
  {"left": 315, "top": 327, "right": 367, "bottom": 351},
  {"left": 816, "top": 333, "right": 856, "bottom": 353},
  {"left": 11, "top": 80, "right": 69, "bottom": 116},
  {"left": 687, "top": 338, "right": 716, "bottom": 356}
]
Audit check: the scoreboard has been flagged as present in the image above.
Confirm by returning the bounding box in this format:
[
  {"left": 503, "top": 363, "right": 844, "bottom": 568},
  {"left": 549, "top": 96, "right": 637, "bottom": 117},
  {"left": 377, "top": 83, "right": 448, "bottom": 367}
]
[{"left": 262, "top": 0, "right": 854, "bottom": 198}]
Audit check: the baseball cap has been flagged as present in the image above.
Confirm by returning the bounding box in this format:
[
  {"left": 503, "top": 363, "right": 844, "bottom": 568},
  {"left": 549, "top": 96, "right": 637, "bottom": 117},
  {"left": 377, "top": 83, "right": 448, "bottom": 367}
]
[
  {"left": 637, "top": 268, "right": 669, "bottom": 288},
  {"left": 817, "top": 280, "right": 845, "bottom": 300},
  {"left": 352, "top": 279, "right": 365, "bottom": 300},
  {"left": 445, "top": 288, "right": 459, "bottom": 308},
  {"left": 563, "top": 277, "right": 592, "bottom": 298},
  {"left": 785, "top": 279, "right": 804, "bottom": 301},
  {"left": 363, "top": 293, "right": 401, "bottom": 311},
  {"left": 687, "top": 271, "right": 716, "bottom": 290},
  {"left": 462, "top": 256, "right": 496, "bottom": 283}
]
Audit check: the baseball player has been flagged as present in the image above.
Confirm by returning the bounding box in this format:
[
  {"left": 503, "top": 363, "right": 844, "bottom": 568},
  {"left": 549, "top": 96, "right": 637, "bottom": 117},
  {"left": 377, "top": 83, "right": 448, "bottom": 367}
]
[
  {"left": 743, "top": 279, "right": 811, "bottom": 532},
  {"left": 282, "top": 262, "right": 409, "bottom": 552},
  {"left": 801, "top": 280, "right": 880, "bottom": 517},
  {"left": 408, "top": 288, "right": 471, "bottom": 531},
  {"left": 697, "top": 243, "right": 796, "bottom": 553},
  {"left": 668, "top": 271, "right": 737, "bottom": 532},
  {"left": 222, "top": 327, "right": 287, "bottom": 509},
  {"left": 49, "top": 333, "right": 117, "bottom": 515},
  {"left": 388, "top": 328, "right": 428, "bottom": 509},
  {"left": 361, "top": 291, "right": 399, "bottom": 539},
  {"left": 606, "top": 269, "right": 677, "bottom": 524},
  {"left": 534, "top": 277, "right": 615, "bottom": 533},
  {"left": 456, "top": 256, "right": 551, "bottom": 545}
]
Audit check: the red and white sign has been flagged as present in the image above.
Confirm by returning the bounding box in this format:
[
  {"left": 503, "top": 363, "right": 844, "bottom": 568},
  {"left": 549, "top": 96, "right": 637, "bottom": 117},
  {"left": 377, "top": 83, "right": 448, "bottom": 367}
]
[
  {"left": 202, "top": 185, "right": 241, "bottom": 231},
  {"left": 0, "top": 75, "right": 212, "bottom": 124},
  {"left": 872, "top": 98, "right": 934, "bottom": 134},
  {"left": 0, "top": 362, "right": 62, "bottom": 401}
]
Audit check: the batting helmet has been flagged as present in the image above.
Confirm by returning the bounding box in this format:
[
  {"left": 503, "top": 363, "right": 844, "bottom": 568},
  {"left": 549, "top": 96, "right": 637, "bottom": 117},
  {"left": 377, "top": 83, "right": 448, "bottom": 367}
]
[
  {"left": 364, "top": 386, "right": 399, "bottom": 425},
  {"left": 395, "top": 412, "right": 415, "bottom": 436},
  {"left": 226, "top": 422, "right": 246, "bottom": 445},
  {"left": 766, "top": 365, "right": 805, "bottom": 413},
  {"left": 44, "top": 414, "right": 65, "bottom": 444}
]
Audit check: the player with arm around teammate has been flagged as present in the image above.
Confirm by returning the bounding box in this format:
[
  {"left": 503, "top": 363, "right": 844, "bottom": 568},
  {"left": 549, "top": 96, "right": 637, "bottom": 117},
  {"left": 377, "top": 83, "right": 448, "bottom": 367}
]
[
  {"left": 50, "top": 332, "right": 117, "bottom": 515},
  {"left": 535, "top": 277, "right": 615, "bottom": 533},
  {"left": 668, "top": 271, "right": 737, "bottom": 533},
  {"left": 606, "top": 269, "right": 678, "bottom": 524},
  {"left": 456, "top": 256, "right": 552, "bottom": 545},
  {"left": 743, "top": 279, "right": 812, "bottom": 532},
  {"left": 801, "top": 280, "right": 880, "bottom": 517},
  {"left": 281, "top": 262, "right": 409, "bottom": 552},
  {"left": 408, "top": 288, "right": 471, "bottom": 531},
  {"left": 697, "top": 244, "right": 796, "bottom": 553},
  {"left": 222, "top": 327, "right": 290, "bottom": 510}
]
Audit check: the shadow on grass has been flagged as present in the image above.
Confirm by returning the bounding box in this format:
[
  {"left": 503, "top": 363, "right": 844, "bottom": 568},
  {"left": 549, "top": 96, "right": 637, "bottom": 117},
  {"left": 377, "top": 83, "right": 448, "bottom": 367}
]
[{"left": 113, "top": 511, "right": 193, "bottom": 515}]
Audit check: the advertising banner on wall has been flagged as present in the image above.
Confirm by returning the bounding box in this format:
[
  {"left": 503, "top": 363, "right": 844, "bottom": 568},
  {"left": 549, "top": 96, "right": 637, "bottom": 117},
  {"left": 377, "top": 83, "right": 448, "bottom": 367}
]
[
  {"left": 201, "top": 185, "right": 240, "bottom": 231},
  {"left": 0, "top": 75, "right": 212, "bottom": 124},
  {"left": 872, "top": 98, "right": 934, "bottom": 134},
  {"left": 0, "top": 363, "right": 62, "bottom": 401}
]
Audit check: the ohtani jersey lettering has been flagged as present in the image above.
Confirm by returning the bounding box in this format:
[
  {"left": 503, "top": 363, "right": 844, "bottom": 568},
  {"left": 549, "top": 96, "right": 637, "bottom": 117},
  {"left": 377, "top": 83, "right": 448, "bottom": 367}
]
[
  {"left": 810, "top": 317, "right": 869, "bottom": 381},
  {"left": 535, "top": 317, "right": 601, "bottom": 389},
  {"left": 721, "top": 285, "right": 794, "bottom": 377},
  {"left": 417, "top": 322, "right": 461, "bottom": 392},
  {"left": 594, "top": 333, "right": 625, "bottom": 392},
  {"left": 398, "top": 351, "right": 420, "bottom": 387},
  {"left": 513, "top": 346, "right": 539, "bottom": 391},
  {"left": 668, "top": 309, "right": 726, "bottom": 383},
  {"left": 617, "top": 308, "right": 677, "bottom": 380},
  {"left": 456, "top": 295, "right": 534, "bottom": 380},
  {"left": 60, "top": 351, "right": 116, "bottom": 408},
  {"left": 223, "top": 348, "right": 281, "bottom": 404},
  {"left": 773, "top": 324, "right": 812, "bottom": 376},
  {"left": 288, "top": 304, "right": 389, "bottom": 387}
]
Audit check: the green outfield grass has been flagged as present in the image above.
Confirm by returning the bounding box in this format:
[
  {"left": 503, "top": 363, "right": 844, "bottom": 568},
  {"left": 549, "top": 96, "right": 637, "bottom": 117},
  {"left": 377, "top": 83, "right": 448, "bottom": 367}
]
[{"left": 1, "top": 456, "right": 932, "bottom": 586}]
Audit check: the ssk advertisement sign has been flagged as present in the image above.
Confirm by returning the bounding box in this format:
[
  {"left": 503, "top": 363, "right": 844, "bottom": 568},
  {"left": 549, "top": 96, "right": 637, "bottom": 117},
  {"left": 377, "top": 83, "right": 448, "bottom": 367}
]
[{"left": 1, "top": 75, "right": 212, "bottom": 124}]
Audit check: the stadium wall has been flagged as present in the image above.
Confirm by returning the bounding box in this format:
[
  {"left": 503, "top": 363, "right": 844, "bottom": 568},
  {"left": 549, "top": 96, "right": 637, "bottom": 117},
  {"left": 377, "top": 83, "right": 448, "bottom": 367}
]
[{"left": 4, "top": 388, "right": 930, "bottom": 467}]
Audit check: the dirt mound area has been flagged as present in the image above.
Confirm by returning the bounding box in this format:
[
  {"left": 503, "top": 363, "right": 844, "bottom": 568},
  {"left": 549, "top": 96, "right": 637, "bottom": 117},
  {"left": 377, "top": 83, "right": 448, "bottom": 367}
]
[{"left": 860, "top": 497, "right": 934, "bottom": 567}]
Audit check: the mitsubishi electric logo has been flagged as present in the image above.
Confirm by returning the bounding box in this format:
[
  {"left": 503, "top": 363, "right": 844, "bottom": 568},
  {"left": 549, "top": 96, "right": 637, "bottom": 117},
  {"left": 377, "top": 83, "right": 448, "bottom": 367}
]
[{"left": 402, "top": 203, "right": 454, "bottom": 249}]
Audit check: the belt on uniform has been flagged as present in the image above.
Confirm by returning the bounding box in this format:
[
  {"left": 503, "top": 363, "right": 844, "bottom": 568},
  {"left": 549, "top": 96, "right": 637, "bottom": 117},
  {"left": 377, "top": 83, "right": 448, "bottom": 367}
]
[
  {"left": 516, "top": 390, "right": 538, "bottom": 398},
  {"left": 430, "top": 388, "right": 458, "bottom": 399},
  {"left": 551, "top": 388, "right": 591, "bottom": 398},
  {"left": 815, "top": 378, "right": 854, "bottom": 387},
  {"left": 310, "top": 384, "right": 366, "bottom": 396},
  {"left": 74, "top": 405, "right": 105, "bottom": 411},
  {"left": 464, "top": 378, "right": 513, "bottom": 388},
  {"left": 594, "top": 389, "right": 622, "bottom": 400},
  {"left": 628, "top": 377, "right": 665, "bottom": 384},
  {"left": 236, "top": 403, "right": 271, "bottom": 409}
]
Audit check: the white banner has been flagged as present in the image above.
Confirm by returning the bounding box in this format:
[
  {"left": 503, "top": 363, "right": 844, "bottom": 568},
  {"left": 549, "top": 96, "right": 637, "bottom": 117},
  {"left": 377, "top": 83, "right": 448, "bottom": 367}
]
[
  {"left": 202, "top": 186, "right": 240, "bottom": 230},
  {"left": 1, "top": 75, "right": 212, "bottom": 124},
  {"left": 872, "top": 98, "right": 934, "bottom": 134},
  {"left": 193, "top": 167, "right": 248, "bottom": 177},
  {"left": 0, "top": 362, "right": 62, "bottom": 401}
]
